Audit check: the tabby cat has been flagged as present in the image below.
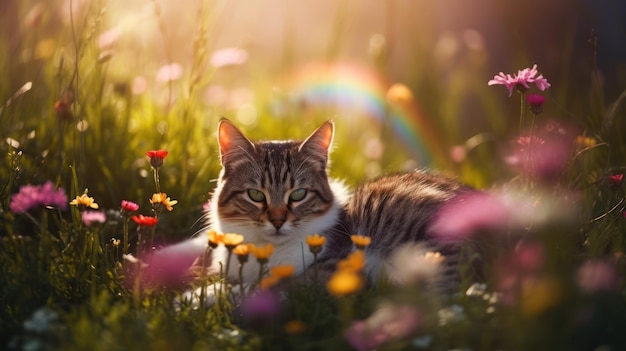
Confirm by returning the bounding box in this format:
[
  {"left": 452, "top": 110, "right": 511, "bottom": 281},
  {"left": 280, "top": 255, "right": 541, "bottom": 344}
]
[{"left": 195, "top": 118, "right": 474, "bottom": 291}]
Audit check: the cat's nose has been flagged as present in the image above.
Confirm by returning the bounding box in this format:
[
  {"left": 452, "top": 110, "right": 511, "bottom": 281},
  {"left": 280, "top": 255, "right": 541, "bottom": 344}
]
[
  {"left": 270, "top": 218, "right": 286, "bottom": 229},
  {"left": 268, "top": 207, "right": 287, "bottom": 229}
]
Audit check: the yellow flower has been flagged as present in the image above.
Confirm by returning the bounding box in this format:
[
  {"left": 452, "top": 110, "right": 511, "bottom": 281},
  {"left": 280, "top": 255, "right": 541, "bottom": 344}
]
[
  {"left": 327, "top": 270, "right": 364, "bottom": 297},
  {"left": 283, "top": 320, "right": 307, "bottom": 334},
  {"left": 249, "top": 243, "right": 274, "bottom": 263},
  {"left": 521, "top": 277, "right": 561, "bottom": 316},
  {"left": 207, "top": 230, "right": 223, "bottom": 248},
  {"left": 306, "top": 233, "right": 326, "bottom": 254},
  {"left": 234, "top": 244, "right": 250, "bottom": 264},
  {"left": 350, "top": 235, "right": 371, "bottom": 250},
  {"left": 111, "top": 238, "right": 120, "bottom": 247},
  {"left": 270, "top": 265, "right": 295, "bottom": 279},
  {"left": 69, "top": 192, "right": 99, "bottom": 209},
  {"left": 259, "top": 275, "right": 280, "bottom": 290},
  {"left": 386, "top": 83, "right": 414, "bottom": 105},
  {"left": 222, "top": 233, "right": 244, "bottom": 250},
  {"left": 337, "top": 250, "right": 366, "bottom": 273},
  {"left": 149, "top": 192, "right": 178, "bottom": 211}
]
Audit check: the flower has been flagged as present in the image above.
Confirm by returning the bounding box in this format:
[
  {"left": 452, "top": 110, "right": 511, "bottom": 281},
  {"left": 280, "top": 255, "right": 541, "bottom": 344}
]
[
  {"left": 350, "top": 235, "right": 371, "bottom": 250},
  {"left": 146, "top": 150, "right": 168, "bottom": 168},
  {"left": 111, "top": 238, "right": 121, "bottom": 247},
  {"left": 156, "top": 63, "right": 183, "bottom": 83},
  {"left": 9, "top": 181, "right": 68, "bottom": 214},
  {"left": 270, "top": 265, "right": 295, "bottom": 279},
  {"left": 386, "top": 244, "right": 444, "bottom": 285},
  {"left": 607, "top": 174, "right": 624, "bottom": 187},
  {"left": 284, "top": 320, "right": 306, "bottom": 334},
  {"left": 327, "top": 270, "right": 364, "bottom": 297},
  {"left": 258, "top": 275, "right": 280, "bottom": 290},
  {"left": 222, "top": 233, "right": 244, "bottom": 250},
  {"left": 233, "top": 244, "right": 250, "bottom": 264},
  {"left": 121, "top": 200, "right": 139, "bottom": 212},
  {"left": 207, "top": 230, "right": 223, "bottom": 248},
  {"left": 576, "top": 135, "right": 597, "bottom": 148},
  {"left": 131, "top": 215, "right": 158, "bottom": 227},
  {"left": 210, "top": 48, "right": 249, "bottom": 68},
  {"left": 249, "top": 243, "right": 275, "bottom": 263},
  {"left": 149, "top": 193, "right": 178, "bottom": 211},
  {"left": 81, "top": 210, "right": 106, "bottom": 226},
  {"left": 337, "top": 250, "right": 366, "bottom": 272},
  {"left": 306, "top": 233, "right": 326, "bottom": 254},
  {"left": 69, "top": 192, "right": 99, "bottom": 210},
  {"left": 576, "top": 259, "right": 620, "bottom": 294},
  {"left": 526, "top": 93, "right": 546, "bottom": 115},
  {"left": 488, "top": 64, "right": 551, "bottom": 96},
  {"left": 386, "top": 83, "right": 414, "bottom": 105}
]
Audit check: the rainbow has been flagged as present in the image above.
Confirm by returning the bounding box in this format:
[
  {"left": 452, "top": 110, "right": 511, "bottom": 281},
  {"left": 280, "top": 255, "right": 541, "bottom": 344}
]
[{"left": 284, "top": 62, "right": 449, "bottom": 168}]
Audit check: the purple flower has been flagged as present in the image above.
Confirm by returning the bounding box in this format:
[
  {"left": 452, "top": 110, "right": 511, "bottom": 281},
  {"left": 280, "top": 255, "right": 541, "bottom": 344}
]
[
  {"left": 488, "top": 64, "right": 551, "bottom": 96},
  {"left": 577, "top": 259, "right": 620, "bottom": 294},
  {"left": 526, "top": 93, "right": 546, "bottom": 115},
  {"left": 10, "top": 181, "right": 68, "bottom": 214},
  {"left": 81, "top": 210, "right": 106, "bottom": 226}
]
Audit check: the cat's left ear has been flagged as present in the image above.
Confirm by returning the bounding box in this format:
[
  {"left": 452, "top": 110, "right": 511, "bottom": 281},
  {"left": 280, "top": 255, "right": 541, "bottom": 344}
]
[{"left": 299, "top": 120, "right": 334, "bottom": 161}]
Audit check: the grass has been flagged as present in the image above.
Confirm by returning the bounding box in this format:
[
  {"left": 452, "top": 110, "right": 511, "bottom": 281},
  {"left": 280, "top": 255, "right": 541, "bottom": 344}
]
[{"left": 2, "top": 0, "right": 626, "bottom": 350}]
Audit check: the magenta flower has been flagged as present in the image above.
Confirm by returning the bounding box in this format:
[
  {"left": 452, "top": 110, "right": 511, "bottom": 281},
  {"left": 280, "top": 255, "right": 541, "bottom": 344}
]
[
  {"left": 488, "top": 64, "right": 551, "bottom": 96},
  {"left": 526, "top": 93, "right": 546, "bottom": 115},
  {"left": 10, "top": 181, "right": 68, "bottom": 214},
  {"left": 81, "top": 210, "right": 106, "bottom": 226},
  {"left": 121, "top": 200, "right": 139, "bottom": 212},
  {"left": 607, "top": 174, "right": 623, "bottom": 187}
]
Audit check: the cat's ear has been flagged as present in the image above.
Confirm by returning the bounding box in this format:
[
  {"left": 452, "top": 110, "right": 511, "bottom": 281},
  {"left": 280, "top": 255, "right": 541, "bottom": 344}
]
[
  {"left": 217, "top": 118, "right": 255, "bottom": 165},
  {"left": 299, "top": 120, "right": 334, "bottom": 160}
]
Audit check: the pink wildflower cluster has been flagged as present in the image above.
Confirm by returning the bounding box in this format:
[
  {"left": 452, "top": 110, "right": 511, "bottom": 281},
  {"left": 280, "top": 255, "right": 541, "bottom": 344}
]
[
  {"left": 488, "top": 64, "right": 551, "bottom": 97},
  {"left": 10, "top": 181, "right": 68, "bottom": 214},
  {"left": 345, "top": 303, "right": 420, "bottom": 351}
]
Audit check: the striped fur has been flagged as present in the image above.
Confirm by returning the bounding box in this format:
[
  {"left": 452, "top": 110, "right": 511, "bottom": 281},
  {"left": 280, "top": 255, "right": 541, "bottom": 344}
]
[{"left": 209, "top": 119, "right": 473, "bottom": 291}]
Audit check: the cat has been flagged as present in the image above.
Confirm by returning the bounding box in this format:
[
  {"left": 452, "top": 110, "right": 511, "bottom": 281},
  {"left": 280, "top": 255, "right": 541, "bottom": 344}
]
[{"left": 155, "top": 118, "right": 474, "bottom": 302}]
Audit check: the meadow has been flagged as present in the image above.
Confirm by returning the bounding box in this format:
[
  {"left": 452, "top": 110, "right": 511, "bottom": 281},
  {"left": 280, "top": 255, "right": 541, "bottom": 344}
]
[{"left": 1, "top": 0, "right": 626, "bottom": 350}]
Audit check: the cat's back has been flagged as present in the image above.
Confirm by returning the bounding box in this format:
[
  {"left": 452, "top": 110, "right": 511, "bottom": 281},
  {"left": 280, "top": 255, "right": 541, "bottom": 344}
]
[{"left": 345, "top": 171, "right": 472, "bottom": 257}]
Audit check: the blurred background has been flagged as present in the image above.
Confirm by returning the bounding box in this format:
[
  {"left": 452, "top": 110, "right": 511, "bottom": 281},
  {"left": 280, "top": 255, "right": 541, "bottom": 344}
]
[{"left": 1, "top": 0, "right": 625, "bottom": 237}]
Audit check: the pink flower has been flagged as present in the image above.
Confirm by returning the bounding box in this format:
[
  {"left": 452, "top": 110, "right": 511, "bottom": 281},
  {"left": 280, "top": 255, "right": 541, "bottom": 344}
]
[
  {"left": 577, "top": 259, "right": 620, "bottom": 294},
  {"left": 156, "top": 63, "right": 183, "bottom": 83},
  {"left": 210, "top": 48, "right": 249, "bottom": 68},
  {"left": 121, "top": 200, "right": 139, "bottom": 212},
  {"left": 81, "top": 210, "right": 106, "bottom": 226},
  {"left": 488, "top": 64, "right": 551, "bottom": 97},
  {"left": 526, "top": 93, "right": 546, "bottom": 115},
  {"left": 345, "top": 303, "right": 420, "bottom": 351},
  {"left": 10, "top": 182, "right": 68, "bottom": 214},
  {"left": 607, "top": 174, "right": 623, "bottom": 187}
]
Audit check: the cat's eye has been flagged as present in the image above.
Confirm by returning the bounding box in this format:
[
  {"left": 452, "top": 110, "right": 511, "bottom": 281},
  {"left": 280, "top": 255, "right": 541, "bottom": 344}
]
[
  {"left": 289, "top": 188, "right": 307, "bottom": 202},
  {"left": 247, "top": 189, "right": 266, "bottom": 203}
]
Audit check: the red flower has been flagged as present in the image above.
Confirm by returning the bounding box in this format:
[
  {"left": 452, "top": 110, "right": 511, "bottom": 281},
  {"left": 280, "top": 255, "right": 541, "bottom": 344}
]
[
  {"left": 131, "top": 215, "right": 158, "bottom": 227},
  {"left": 607, "top": 174, "right": 623, "bottom": 187},
  {"left": 526, "top": 93, "right": 546, "bottom": 115},
  {"left": 121, "top": 200, "right": 139, "bottom": 212},
  {"left": 146, "top": 150, "right": 168, "bottom": 168}
]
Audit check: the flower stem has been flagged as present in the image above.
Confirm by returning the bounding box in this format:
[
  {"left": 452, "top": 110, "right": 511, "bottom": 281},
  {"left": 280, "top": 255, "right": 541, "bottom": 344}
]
[
  {"left": 153, "top": 168, "right": 161, "bottom": 194},
  {"left": 519, "top": 92, "right": 526, "bottom": 135}
]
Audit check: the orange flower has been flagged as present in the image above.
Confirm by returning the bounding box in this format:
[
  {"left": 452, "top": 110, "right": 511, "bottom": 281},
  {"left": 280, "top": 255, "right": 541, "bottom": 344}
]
[
  {"left": 69, "top": 192, "right": 99, "bottom": 209},
  {"left": 306, "top": 234, "right": 326, "bottom": 254},
  {"left": 259, "top": 275, "right": 280, "bottom": 290},
  {"left": 233, "top": 244, "right": 250, "bottom": 264},
  {"left": 337, "top": 250, "right": 366, "bottom": 273},
  {"left": 270, "top": 265, "right": 295, "bottom": 279},
  {"left": 350, "top": 235, "right": 371, "bottom": 250},
  {"left": 207, "top": 230, "right": 224, "bottom": 248},
  {"left": 249, "top": 243, "right": 274, "bottom": 263},
  {"left": 284, "top": 320, "right": 307, "bottom": 334},
  {"left": 327, "top": 270, "right": 364, "bottom": 297},
  {"left": 149, "top": 193, "right": 178, "bottom": 211},
  {"left": 223, "top": 233, "right": 244, "bottom": 250}
]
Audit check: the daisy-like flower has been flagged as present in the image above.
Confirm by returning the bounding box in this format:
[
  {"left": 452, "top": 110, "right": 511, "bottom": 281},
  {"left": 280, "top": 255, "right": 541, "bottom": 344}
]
[
  {"left": 249, "top": 243, "right": 275, "bottom": 264},
  {"left": 81, "top": 210, "right": 106, "bottom": 226},
  {"left": 233, "top": 244, "right": 250, "bottom": 264},
  {"left": 488, "top": 64, "right": 551, "bottom": 97},
  {"left": 131, "top": 215, "right": 158, "bottom": 227},
  {"left": 111, "top": 238, "right": 121, "bottom": 247},
  {"left": 222, "top": 233, "right": 244, "bottom": 250},
  {"left": 146, "top": 150, "right": 168, "bottom": 168},
  {"left": 121, "top": 200, "right": 139, "bottom": 212},
  {"left": 270, "top": 265, "right": 295, "bottom": 279},
  {"left": 69, "top": 192, "right": 99, "bottom": 210},
  {"left": 337, "top": 250, "right": 366, "bottom": 273},
  {"left": 306, "top": 233, "right": 326, "bottom": 254},
  {"left": 149, "top": 193, "right": 178, "bottom": 211},
  {"left": 327, "top": 270, "right": 364, "bottom": 297},
  {"left": 207, "top": 230, "right": 224, "bottom": 248},
  {"left": 526, "top": 93, "right": 546, "bottom": 115},
  {"left": 350, "top": 235, "right": 371, "bottom": 250},
  {"left": 9, "top": 181, "right": 68, "bottom": 214}
]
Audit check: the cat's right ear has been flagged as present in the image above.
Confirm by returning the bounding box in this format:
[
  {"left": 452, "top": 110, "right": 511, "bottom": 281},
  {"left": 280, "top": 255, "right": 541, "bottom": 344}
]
[{"left": 217, "top": 118, "right": 255, "bottom": 165}]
